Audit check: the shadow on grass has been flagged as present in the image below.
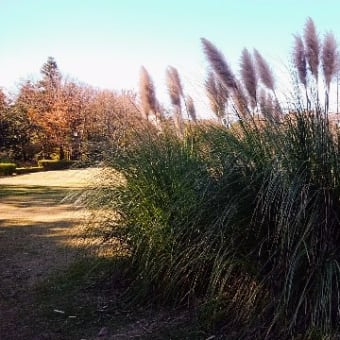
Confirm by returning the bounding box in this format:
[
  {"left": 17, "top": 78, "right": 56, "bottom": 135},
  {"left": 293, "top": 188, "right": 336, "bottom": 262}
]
[
  {"left": 0, "top": 221, "right": 205, "bottom": 339},
  {"left": 0, "top": 185, "right": 79, "bottom": 207},
  {"left": 0, "top": 216, "right": 127, "bottom": 339},
  {"left": 0, "top": 184, "right": 206, "bottom": 340},
  {"left": 32, "top": 256, "right": 206, "bottom": 340}
]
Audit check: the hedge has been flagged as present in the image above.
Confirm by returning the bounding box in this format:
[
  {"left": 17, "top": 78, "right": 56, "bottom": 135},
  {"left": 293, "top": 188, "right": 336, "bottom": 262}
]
[
  {"left": 37, "top": 159, "right": 74, "bottom": 171},
  {"left": 0, "top": 163, "right": 17, "bottom": 176}
]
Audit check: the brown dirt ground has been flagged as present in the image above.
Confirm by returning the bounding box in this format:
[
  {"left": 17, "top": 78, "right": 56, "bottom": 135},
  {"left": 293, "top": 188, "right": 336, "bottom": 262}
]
[
  {"left": 0, "top": 169, "right": 199, "bottom": 340},
  {"left": 0, "top": 169, "right": 99, "bottom": 339}
]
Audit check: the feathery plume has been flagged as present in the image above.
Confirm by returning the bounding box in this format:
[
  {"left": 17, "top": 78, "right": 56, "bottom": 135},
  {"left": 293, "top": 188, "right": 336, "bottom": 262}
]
[
  {"left": 322, "top": 32, "right": 337, "bottom": 114},
  {"left": 259, "top": 89, "right": 276, "bottom": 120},
  {"left": 254, "top": 49, "right": 275, "bottom": 91},
  {"left": 233, "top": 81, "right": 250, "bottom": 119},
  {"left": 166, "top": 66, "right": 184, "bottom": 135},
  {"left": 304, "top": 17, "right": 320, "bottom": 80},
  {"left": 186, "top": 95, "right": 197, "bottom": 122},
  {"left": 216, "top": 81, "right": 229, "bottom": 103},
  {"left": 293, "top": 35, "right": 307, "bottom": 87},
  {"left": 173, "top": 106, "right": 183, "bottom": 135},
  {"left": 139, "top": 66, "right": 158, "bottom": 119},
  {"left": 205, "top": 72, "right": 220, "bottom": 115},
  {"left": 201, "top": 38, "right": 238, "bottom": 90},
  {"left": 240, "top": 48, "right": 258, "bottom": 108},
  {"left": 322, "top": 32, "right": 337, "bottom": 90},
  {"left": 166, "top": 66, "right": 184, "bottom": 107},
  {"left": 205, "top": 71, "right": 228, "bottom": 120},
  {"left": 259, "top": 88, "right": 267, "bottom": 114},
  {"left": 293, "top": 35, "right": 311, "bottom": 110}
]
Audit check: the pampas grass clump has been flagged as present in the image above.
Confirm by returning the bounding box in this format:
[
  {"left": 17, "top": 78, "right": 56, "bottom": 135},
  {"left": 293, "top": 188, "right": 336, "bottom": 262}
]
[{"left": 82, "top": 17, "right": 340, "bottom": 339}]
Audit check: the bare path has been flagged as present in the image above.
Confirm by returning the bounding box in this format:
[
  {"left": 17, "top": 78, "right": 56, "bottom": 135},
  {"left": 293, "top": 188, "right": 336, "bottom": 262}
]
[
  {"left": 0, "top": 169, "right": 198, "bottom": 340},
  {"left": 0, "top": 169, "right": 99, "bottom": 339}
]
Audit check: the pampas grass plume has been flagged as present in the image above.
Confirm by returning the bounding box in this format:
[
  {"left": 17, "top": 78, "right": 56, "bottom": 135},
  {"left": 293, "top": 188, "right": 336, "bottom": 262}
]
[
  {"left": 186, "top": 95, "right": 197, "bottom": 122},
  {"left": 322, "top": 32, "right": 337, "bottom": 90},
  {"left": 201, "top": 38, "right": 238, "bottom": 90},
  {"left": 166, "top": 66, "right": 184, "bottom": 107},
  {"left": 304, "top": 17, "right": 320, "bottom": 80},
  {"left": 240, "top": 48, "right": 258, "bottom": 107},
  {"left": 293, "top": 35, "right": 307, "bottom": 87},
  {"left": 205, "top": 72, "right": 228, "bottom": 119},
  {"left": 254, "top": 49, "right": 275, "bottom": 92},
  {"left": 139, "top": 66, "right": 157, "bottom": 119}
]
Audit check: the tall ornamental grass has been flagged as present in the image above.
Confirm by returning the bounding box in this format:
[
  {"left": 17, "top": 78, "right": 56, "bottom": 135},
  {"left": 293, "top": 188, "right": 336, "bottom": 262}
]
[
  {"left": 83, "top": 113, "right": 340, "bottom": 338},
  {"left": 82, "top": 18, "right": 340, "bottom": 338}
]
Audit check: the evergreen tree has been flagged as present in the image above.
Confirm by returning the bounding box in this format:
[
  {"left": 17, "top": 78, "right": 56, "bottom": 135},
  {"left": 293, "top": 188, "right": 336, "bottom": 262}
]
[{"left": 39, "top": 56, "right": 61, "bottom": 93}]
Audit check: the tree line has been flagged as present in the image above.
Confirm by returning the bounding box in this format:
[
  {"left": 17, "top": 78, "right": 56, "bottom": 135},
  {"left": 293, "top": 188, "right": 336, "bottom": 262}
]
[{"left": 0, "top": 57, "right": 139, "bottom": 165}]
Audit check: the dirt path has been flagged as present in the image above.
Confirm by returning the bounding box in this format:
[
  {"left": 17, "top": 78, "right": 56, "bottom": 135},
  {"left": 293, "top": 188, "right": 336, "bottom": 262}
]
[
  {"left": 0, "top": 169, "right": 201, "bottom": 340},
  {"left": 0, "top": 169, "right": 99, "bottom": 339}
]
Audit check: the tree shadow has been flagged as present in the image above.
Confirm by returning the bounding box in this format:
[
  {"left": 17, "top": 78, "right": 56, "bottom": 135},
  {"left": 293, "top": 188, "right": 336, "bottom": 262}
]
[
  {"left": 0, "top": 215, "right": 129, "bottom": 340},
  {"left": 0, "top": 182, "right": 133, "bottom": 340},
  {"left": 0, "top": 185, "right": 79, "bottom": 208}
]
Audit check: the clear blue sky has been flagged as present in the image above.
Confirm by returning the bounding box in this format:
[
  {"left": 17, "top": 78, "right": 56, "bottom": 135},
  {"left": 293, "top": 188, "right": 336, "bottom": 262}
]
[{"left": 1, "top": 0, "right": 340, "bottom": 114}]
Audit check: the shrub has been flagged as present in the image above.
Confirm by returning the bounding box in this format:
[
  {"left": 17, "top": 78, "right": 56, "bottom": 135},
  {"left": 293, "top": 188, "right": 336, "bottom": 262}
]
[
  {"left": 38, "top": 159, "right": 74, "bottom": 171},
  {"left": 0, "top": 163, "right": 16, "bottom": 176}
]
